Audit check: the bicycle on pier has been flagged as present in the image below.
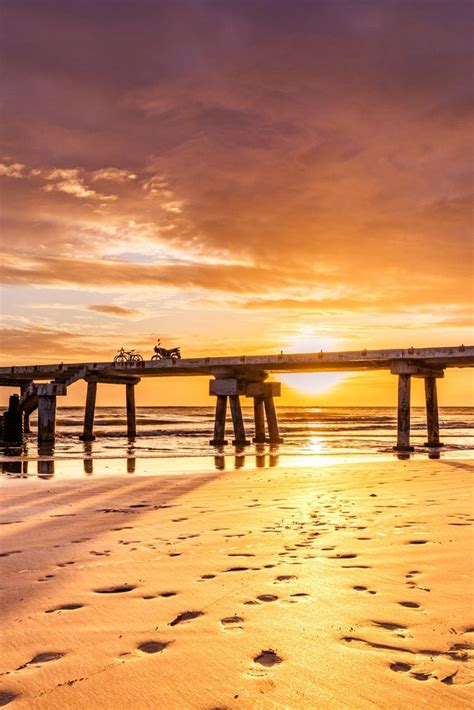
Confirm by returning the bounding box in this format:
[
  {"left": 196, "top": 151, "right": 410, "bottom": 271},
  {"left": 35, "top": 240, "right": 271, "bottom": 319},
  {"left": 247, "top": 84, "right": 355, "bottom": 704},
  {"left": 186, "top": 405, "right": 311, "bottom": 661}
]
[{"left": 113, "top": 347, "right": 144, "bottom": 363}]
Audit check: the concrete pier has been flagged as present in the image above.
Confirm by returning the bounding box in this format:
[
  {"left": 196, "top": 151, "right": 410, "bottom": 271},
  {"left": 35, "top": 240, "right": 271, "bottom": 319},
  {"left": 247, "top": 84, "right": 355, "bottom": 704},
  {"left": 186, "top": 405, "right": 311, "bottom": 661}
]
[{"left": 1, "top": 345, "right": 472, "bottom": 449}]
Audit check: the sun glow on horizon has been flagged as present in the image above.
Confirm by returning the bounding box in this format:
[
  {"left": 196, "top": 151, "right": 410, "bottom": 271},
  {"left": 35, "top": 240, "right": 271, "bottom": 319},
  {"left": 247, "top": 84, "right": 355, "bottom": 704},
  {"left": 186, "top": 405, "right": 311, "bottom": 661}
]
[{"left": 280, "top": 330, "right": 347, "bottom": 396}]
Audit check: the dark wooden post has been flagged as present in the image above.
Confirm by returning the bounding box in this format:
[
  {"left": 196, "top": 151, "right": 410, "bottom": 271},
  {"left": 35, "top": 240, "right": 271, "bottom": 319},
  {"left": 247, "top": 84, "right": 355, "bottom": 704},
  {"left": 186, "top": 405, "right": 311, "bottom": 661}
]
[
  {"left": 80, "top": 380, "right": 97, "bottom": 441},
  {"left": 253, "top": 396, "right": 266, "bottom": 443},
  {"left": 264, "top": 396, "right": 283, "bottom": 444},
  {"left": 229, "top": 394, "right": 249, "bottom": 446},
  {"left": 210, "top": 395, "right": 228, "bottom": 445},
  {"left": 126, "top": 383, "right": 136, "bottom": 438},
  {"left": 394, "top": 374, "right": 414, "bottom": 451},
  {"left": 38, "top": 396, "right": 56, "bottom": 443},
  {"left": 424, "top": 376, "right": 443, "bottom": 447}
]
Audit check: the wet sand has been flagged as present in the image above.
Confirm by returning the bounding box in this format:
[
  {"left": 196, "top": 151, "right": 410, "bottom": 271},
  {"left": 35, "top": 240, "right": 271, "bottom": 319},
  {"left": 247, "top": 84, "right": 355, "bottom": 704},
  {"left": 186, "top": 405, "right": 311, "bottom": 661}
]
[{"left": 1, "top": 459, "right": 473, "bottom": 709}]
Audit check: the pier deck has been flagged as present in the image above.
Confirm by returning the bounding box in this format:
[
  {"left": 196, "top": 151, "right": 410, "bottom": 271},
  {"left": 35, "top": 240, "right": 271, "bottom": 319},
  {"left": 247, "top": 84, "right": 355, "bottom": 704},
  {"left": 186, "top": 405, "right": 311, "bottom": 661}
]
[
  {"left": 0, "top": 346, "right": 472, "bottom": 452},
  {"left": 0, "top": 345, "right": 472, "bottom": 385}
]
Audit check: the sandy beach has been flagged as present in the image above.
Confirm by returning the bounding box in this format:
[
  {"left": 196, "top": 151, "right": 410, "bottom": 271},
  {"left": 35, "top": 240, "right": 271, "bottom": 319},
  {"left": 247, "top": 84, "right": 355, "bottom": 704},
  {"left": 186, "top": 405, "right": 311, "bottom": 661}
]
[{"left": 1, "top": 458, "right": 473, "bottom": 709}]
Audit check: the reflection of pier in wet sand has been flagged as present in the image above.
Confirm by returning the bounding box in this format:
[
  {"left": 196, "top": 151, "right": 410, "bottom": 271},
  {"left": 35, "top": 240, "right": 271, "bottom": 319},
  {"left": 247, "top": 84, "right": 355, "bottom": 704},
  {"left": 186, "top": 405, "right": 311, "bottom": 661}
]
[{"left": 0, "top": 345, "right": 472, "bottom": 454}]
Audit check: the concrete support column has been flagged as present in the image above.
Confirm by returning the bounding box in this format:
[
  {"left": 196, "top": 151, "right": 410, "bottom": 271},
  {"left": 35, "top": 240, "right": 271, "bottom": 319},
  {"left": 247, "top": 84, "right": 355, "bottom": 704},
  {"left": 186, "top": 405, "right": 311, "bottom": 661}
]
[
  {"left": 253, "top": 396, "right": 266, "bottom": 443},
  {"left": 20, "top": 384, "right": 31, "bottom": 433},
  {"left": 210, "top": 395, "right": 228, "bottom": 446},
  {"left": 38, "top": 395, "right": 56, "bottom": 444},
  {"left": 424, "top": 377, "right": 443, "bottom": 447},
  {"left": 80, "top": 380, "right": 97, "bottom": 441},
  {"left": 126, "top": 383, "right": 137, "bottom": 438},
  {"left": 394, "top": 374, "right": 414, "bottom": 451},
  {"left": 264, "top": 396, "right": 283, "bottom": 444},
  {"left": 229, "top": 395, "right": 250, "bottom": 446}
]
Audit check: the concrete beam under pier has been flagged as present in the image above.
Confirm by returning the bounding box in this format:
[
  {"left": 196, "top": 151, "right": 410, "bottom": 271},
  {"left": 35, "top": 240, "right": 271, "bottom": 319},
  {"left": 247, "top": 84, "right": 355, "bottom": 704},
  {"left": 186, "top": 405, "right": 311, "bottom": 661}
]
[{"left": 390, "top": 362, "right": 444, "bottom": 378}]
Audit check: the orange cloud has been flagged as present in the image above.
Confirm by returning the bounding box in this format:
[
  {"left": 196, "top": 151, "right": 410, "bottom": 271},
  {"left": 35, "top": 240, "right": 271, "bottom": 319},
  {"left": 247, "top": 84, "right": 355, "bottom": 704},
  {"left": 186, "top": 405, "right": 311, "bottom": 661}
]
[{"left": 87, "top": 304, "right": 143, "bottom": 318}]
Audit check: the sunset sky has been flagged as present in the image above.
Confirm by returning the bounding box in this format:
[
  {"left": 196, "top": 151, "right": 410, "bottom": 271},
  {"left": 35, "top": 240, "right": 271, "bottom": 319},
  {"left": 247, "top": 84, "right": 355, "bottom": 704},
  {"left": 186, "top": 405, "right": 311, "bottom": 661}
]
[{"left": 0, "top": 0, "right": 472, "bottom": 407}]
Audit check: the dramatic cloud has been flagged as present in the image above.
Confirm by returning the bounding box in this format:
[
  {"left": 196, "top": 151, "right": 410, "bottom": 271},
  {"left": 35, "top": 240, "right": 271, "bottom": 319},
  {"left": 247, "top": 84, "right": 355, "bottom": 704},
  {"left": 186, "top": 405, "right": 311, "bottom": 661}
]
[{"left": 0, "top": 0, "right": 472, "bottom": 382}]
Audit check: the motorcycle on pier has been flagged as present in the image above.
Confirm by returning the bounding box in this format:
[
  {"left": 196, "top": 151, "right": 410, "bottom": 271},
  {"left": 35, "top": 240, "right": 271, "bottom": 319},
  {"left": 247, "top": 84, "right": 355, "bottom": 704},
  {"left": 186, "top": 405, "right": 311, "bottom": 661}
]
[{"left": 151, "top": 341, "right": 181, "bottom": 360}]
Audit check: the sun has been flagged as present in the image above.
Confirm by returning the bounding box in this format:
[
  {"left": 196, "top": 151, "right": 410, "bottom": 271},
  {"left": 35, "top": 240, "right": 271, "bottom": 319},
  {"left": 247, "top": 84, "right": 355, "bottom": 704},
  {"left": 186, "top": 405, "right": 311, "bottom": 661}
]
[
  {"left": 281, "top": 371, "right": 347, "bottom": 396},
  {"left": 279, "top": 329, "right": 347, "bottom": 396}
]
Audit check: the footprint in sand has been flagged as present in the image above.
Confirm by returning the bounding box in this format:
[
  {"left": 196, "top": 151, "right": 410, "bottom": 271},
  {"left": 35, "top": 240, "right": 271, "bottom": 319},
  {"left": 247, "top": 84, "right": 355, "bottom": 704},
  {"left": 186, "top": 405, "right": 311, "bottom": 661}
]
[
  {"left": 45, "top": 603, "right": 84, "bottom": 614},
  {"left": 398, "top": 601, "right": 421, "bottom": 609},
  {"left": 0, "top": 691, "right": 19, "bottom": 706},
  {"left": 228, "top": 553, "right": 255, "bottom": 558},
  {"left": 94, "top": 584, "right": 136, "bottom": 594},
  {"left": 372, "top": 621, "right": 407, "bottom": 632},
  {"left": 274, "top": 575, "right": 297, "bottom": 583},
  {"left": 137, "top": 641, "right": 170, "bottom": 654},
  {"left": 0, "top": 550, "right": 22, "bottom": 558},
  {"left": 290, "top": 593, "right": 311, "bottom": 601},
  {"left": 16, "top": 652, "right": 65, "bottom": 671},
  {"left": 256, "top": 594, "right": 279, "bottom": 602},
  {"left": 220, "top": 616, "right": 244, "bottom": 631},
  {"left": 389, "top": 663, "right": 434, "bottom": 682},
  {"left": 390, "top": 661, "right": 412, "bottom": 673},
  {"left": 253, "top": 650, "right": 283, "bottom": 667},
  {"left": 328, "top": 553, "right": 358, "bottom": 559},
  {"left": 169, "top": 611, "right": 204, "bottom": 626}
]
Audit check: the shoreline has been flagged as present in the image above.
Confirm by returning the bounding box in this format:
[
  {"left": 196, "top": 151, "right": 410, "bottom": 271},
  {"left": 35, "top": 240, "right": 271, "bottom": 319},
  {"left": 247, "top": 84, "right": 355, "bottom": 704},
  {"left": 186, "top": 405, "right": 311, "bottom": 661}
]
[
  {"left": 1, "top": 449, "right": 473, "bottom": 482},
  {"left": 1, "top": 458, "right": 473, "bottom": 708}
]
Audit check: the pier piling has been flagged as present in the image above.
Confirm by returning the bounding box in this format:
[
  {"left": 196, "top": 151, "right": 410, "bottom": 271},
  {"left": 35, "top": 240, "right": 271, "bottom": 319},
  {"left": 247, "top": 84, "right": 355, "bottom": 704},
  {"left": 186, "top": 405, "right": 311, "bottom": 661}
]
[
  {"left": 263, "top": 395, "right": 283, "bottom": 444},
  {"left": 394, "top": 374, "right": 414, "bottom": 452},
  {"left": 229, "top": 394, "right": 250, "bottom": 446},
  {"left": 253, "top": 396, "right": 266, "bottom": 443},
  {"left": 38, "top": 395, "right": 56, "bottom": 443},
  {"left": 209, "top": 378, "right": 282, "bottom": 447},
  {"left": 210, "top": 395, "right": 228, "bottom": 445},
  {"left": 424, "top": 376, "right": 443, "bottom": 447},
  {"left": 80, "top": 380, "right": 97, "bottom": 441},
  {"left": 20, "top": 384, "right": 31, "bottom": 433},
  {"left": 126, "top": 383, "right": 137, "bottom": 438}
]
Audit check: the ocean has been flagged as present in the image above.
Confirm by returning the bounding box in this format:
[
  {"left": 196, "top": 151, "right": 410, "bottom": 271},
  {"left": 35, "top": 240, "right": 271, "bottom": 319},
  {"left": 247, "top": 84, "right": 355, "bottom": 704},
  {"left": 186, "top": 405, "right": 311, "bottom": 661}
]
[{"left": 1, "top": 406, "right": 472, "bottom": 479}]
